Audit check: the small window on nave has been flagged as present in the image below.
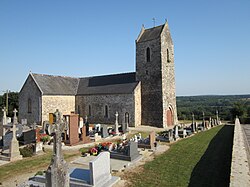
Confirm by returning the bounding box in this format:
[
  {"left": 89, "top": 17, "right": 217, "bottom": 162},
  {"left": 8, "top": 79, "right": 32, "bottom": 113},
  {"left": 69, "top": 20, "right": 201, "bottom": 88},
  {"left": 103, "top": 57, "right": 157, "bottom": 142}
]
[
  {"left": 28, "top": 98, "right": 32, "bottom": 113},
  {"left": 104, "top": 105, "right": 108, "bottom": 118},
  {"left": 146, "top": 47, "right": 151, "bottom": 62}
]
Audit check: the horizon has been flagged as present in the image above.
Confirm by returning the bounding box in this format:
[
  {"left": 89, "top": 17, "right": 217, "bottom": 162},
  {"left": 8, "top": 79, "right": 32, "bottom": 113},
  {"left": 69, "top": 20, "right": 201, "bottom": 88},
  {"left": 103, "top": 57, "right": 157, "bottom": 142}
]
[{"left": 0, "top": 0, "right": 250, "bottom": 96}]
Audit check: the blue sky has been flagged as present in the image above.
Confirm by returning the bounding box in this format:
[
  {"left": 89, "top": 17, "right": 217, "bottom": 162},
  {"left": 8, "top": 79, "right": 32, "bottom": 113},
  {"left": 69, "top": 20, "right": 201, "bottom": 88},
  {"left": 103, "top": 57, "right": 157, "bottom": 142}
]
[{"left": 0, "top": 0, "right": 249, "bottom": 96}]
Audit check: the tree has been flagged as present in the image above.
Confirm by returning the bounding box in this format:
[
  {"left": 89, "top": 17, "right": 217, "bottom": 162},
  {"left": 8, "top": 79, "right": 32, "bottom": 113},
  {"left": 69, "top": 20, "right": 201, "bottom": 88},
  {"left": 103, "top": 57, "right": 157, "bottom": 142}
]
[{"left": 230, "top": 101, "right": 246, "bottom": 119}]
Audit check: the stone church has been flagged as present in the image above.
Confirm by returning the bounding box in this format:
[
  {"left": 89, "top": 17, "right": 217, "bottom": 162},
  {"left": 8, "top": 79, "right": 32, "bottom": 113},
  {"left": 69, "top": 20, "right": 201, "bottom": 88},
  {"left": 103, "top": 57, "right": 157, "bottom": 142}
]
[{"left": 19, "top": 21, "right": 178, "bottom": 128}]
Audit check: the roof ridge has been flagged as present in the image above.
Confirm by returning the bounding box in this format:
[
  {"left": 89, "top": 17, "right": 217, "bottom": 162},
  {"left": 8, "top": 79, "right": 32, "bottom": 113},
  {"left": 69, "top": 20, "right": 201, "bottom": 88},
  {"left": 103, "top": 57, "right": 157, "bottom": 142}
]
[
  {"left": 79, "top": 72, "right": 136, "bottom": 79},
  {"left": 32, "top": 73, "right": 79, "bottom": 79}
]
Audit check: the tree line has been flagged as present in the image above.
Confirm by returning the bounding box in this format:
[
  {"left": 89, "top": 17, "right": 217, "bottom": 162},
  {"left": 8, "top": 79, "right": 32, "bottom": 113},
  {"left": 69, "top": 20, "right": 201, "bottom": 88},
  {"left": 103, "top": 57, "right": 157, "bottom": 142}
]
[{"left": 177, "top": 95, "right": 250, "bottom": 123}]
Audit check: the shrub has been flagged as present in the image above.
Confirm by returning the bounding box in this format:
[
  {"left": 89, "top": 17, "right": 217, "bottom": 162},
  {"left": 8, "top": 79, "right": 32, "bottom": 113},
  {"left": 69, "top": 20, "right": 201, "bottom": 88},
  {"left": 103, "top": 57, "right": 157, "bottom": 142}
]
[
  {"left": 19, "top": 145, "right": 34, "bottom": 157},
  {"left": 35, "top": 171, "right": 44, "bottom": 176},
  {"left": 40, "top": 135, "right": 50, "bottom": 143}
]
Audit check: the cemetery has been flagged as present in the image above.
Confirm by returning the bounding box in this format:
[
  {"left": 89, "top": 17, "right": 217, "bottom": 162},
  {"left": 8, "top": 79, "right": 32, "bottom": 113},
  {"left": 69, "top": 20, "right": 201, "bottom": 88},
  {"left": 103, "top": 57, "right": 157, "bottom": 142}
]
[{"left": 0, "top": 107, "right": 227, "bottom": 186}]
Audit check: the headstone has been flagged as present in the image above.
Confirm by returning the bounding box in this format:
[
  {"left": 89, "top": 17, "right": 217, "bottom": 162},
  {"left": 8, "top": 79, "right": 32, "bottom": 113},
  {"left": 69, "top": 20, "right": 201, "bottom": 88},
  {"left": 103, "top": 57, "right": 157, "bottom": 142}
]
[
  {"left": 2, "top": 107, "right": 7, "bottom": 126},
  {"left": 0, "top": 107, "right": 7, "bottom": 137},
  {"left": 89, "top": 152, "right": 112, "bottom": 186},
  {"left": 8, "top": 109, "right": 22, "bottom": 161},
  {"left": 110, "top": 141, "right": 140, "bottom": 161},
  {"left": 115, "top": 112, "right": 119, "bottom": 134},
  {"left": 85, "top": 116, "right": 90, "bottom": 136},
  {"left": 80, "top": 126, "right": 91, "bottom": 143},
  {"left": 101, "top": 125, "right": 109, "bottom": 138},
  {"left": 64, "top": 114, "right": 79, "bottom": 146},
  {"left": 21, "top": 119, "right": 27, "bottom": 125},
  {"left": 174, "top": 125, "right": 179, "bottom": 139},
  {"left": 45, "top": 109, "right": 69, "bottom": 187},
  {"left": 122, "top": 123, "right": 128, "bottom": 133}
]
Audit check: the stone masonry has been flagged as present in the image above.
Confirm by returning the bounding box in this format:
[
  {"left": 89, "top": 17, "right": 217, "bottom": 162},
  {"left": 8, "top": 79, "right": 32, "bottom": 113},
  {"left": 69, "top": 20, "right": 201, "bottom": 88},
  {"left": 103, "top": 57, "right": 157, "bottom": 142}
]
[{"left": 136, "top": 22, "right": 178, "bottom": 128}]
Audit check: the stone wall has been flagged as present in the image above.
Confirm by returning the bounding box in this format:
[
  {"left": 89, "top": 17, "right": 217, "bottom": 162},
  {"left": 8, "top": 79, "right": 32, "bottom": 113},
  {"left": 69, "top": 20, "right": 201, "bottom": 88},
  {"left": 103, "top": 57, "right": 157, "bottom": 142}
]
[
  {"left": 161, "top": 23, "right": 178, "bottom": 127},
  {"left": 19, "top": 74, "right": 42, "bottom": 125},
  {"left": 230, "top": 118, "right": 250, "bottom": 187},
  {"left": 76, "top": 93, "right": 137, "bottom": 126},
  {"left": 41, "top": 95, "right": 75, "bottom": 122}
]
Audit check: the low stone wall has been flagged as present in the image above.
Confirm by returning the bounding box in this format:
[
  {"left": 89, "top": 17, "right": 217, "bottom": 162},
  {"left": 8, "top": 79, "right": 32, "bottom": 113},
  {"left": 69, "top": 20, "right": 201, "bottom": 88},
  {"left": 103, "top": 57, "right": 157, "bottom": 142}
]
[{"left": 230, "top": 118, "right": 250, "bottom": 187}]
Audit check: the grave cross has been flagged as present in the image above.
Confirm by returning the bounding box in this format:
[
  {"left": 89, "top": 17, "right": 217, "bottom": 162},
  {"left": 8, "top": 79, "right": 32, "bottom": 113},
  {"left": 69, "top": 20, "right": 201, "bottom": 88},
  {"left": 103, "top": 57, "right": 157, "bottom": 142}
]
[
  {"left": 2, "top": 107, "right": 7, "bottom": 125},
  {"left": 13, "top": 108, "right": 18, "bottom": 125},
  {"left": 115, "top": 111, "right": 119, "bottom": 134},
  {"left": 85, "top": 115, "right": 88, "bottom": 123},
  {"left": 11, "top": 123, "right": 18, "bottom": 141}
]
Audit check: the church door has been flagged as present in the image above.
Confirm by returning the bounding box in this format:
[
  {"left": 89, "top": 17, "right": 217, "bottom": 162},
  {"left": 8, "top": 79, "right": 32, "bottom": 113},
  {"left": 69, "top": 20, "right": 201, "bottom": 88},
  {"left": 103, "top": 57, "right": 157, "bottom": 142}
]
[{"left": 167, "top": 107, "right": 173, "bottom": 127}]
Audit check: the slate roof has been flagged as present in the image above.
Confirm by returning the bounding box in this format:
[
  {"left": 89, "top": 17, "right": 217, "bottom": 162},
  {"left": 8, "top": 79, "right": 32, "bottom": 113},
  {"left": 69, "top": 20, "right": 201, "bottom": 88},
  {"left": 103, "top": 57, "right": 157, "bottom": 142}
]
[
  {"left": 31, "top": 73, "right": 79, "bottom": 95},
  {"left": 30, "top": 72, "right": 139, "bottom": 95},
  {"left": 137, "top": 25, "right": 164, "bottom": 43},
  {"left": 77, "top": 72, "right": 139, "bottom": 95}
]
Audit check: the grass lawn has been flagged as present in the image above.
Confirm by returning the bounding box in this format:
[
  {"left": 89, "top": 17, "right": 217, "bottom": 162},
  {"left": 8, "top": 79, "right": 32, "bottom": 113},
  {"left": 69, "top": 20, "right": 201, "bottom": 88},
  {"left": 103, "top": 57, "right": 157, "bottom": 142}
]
[
  {"left": 129, "top": 125, "right": 234, "bottom": 187},
  {"left": 0, "top": 149, "right": 79, "bottom": 182}
]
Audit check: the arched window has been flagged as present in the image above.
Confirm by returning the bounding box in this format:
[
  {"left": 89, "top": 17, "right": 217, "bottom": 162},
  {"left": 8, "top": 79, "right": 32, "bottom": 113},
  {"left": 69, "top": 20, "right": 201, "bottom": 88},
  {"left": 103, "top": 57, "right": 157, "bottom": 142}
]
[
  {"left": 28, "top": 98, "right": 32, "bottom": 113},
  {"left": 104, "top": 105, "right": 108, "bottom": 118},
  {"left": 146, "top": 47, "right": 151, "bottom": 62},
  {"left": 88, "top": 105, "right": 91, "bottom": 116},
  {"left": 167, "top": 49, "right": 170, "bottom": 62}
]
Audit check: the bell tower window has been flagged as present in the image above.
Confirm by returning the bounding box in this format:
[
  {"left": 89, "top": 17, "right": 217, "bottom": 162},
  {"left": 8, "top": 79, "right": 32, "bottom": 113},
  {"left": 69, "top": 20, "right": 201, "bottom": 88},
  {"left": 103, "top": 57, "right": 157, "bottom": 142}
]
[
  {"left": 167, "top": 49, "right": 171, "bottom": 62},
  {"left": 146, "top": 47, "right": 151, "bottom": 62}
]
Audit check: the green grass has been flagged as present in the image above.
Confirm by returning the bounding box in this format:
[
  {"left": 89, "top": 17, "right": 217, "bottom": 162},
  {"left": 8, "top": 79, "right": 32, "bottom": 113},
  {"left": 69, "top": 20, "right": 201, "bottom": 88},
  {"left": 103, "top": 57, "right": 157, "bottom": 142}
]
[
  {"left": 129, "top": 125, "right": 234, "bottom": 187},
  {"left": 0, "top": 149, "right": 79, "bottom": 182}
]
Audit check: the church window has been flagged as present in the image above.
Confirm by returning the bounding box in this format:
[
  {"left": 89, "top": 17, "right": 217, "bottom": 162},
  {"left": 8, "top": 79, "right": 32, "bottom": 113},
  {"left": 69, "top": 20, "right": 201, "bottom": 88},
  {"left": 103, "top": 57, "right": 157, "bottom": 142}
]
[
  {"left": 28, "top": 98, "right": 32, "bottom": 113},
  {"left": 146, "top": 47, "right": 151, "bottom": 62},
  {"left": 167, "top": 49, "right": 170, "bottom": 62},
  {"left": 104, "top": 105, "right": 109, "bottom": 118},
  {"left": 88, "top": 105, "right": 91, "bottom": 116}
]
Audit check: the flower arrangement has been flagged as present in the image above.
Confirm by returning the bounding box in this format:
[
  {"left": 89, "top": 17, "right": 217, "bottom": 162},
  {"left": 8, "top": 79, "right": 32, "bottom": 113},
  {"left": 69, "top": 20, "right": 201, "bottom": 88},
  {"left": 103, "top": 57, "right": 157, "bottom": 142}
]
[{"left": 89, "top": 147, "right": 98, "bottom": 156}]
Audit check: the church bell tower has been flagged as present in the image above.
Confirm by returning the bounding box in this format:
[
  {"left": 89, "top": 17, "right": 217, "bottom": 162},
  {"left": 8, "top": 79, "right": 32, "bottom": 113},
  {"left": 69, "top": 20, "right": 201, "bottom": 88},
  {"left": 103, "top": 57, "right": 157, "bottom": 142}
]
[{"left": 136, "top": 21, "right": 178, "bottom": 128}]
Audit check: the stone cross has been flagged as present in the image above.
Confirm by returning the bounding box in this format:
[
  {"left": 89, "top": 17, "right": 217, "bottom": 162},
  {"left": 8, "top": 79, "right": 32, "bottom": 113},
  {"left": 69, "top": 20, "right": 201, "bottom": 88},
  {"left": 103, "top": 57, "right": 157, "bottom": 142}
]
[
  {"left": 46, "top": 109, "right": 69, "bottom": 187},
  {"left": 216, "top": 110, "right": 219, "bottom": 124},
  {"left": 115, "top": 111, "right": 119, "bottom": 134},
  {"left": 192, "top": 113, "right": 195, "bottom": 125},
  {"left": 2, "top": 107, "right": 7, "bottom": 125},
  {"left": 13, "top": 108, "right": 18, "bottom": 125},
  {"left": 125, "top": 113, "right": 129, "bottom": 132},
  {"left": 10, "top": 123, "right": 18, "bottom": 141}
]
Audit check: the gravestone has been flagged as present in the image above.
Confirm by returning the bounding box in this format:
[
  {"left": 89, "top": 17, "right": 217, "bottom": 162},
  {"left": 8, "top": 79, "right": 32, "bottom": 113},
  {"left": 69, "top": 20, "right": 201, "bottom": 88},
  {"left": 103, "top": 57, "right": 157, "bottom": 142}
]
[
  {"left": 138, "top": 131, "right": 156, "bottom": 149},
  {"left": 101, "top": 125, "right": 109, "bottom": 138},
  {"left": 80, "top": 125, "right": 91, "bottom": 143},
  {"left": 64, "top": 114, "right": 79, "bottom": 146},
  {"left": 89, "top": 152, "right": 112, "bottom": 186},
  {"left": 45, "top": 109, "right": 69, "bottom": 187},
  {"left": 122, "top": 123, "right": 128, "bottom": 133},
  {"left": 114, "top": 112, "right": 119, "bottom": 135},
  {"left": 85, "top": 116, "right": 90, "bottom": 136},
  {"left": 110, "top": 141, "right": 140, "bottom": 161},
  {"left": 8, "top": 109, "right": 23, "bottom": 161},
  {"left": 174, "top": 125, "right": 179, "bottom": 139},
  {"left": 0, "top": 107, "right": 7, "bottom": 138}
]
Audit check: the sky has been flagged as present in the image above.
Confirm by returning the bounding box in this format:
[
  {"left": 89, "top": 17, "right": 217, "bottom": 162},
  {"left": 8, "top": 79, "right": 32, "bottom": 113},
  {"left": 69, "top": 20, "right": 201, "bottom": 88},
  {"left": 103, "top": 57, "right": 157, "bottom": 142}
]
[{"left": 0, "top": 0, "right": 249, "bottom": 96}]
